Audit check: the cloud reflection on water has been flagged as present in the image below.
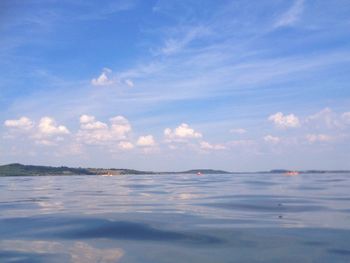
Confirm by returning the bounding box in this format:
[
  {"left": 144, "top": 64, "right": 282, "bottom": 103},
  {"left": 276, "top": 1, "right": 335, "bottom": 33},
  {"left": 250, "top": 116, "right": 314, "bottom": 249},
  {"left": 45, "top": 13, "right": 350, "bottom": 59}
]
[
  {"left": 0, "top": 240, "right": 123, "bottom": 263},
  {"left": 0, "top": 173, "right": 350, "bottom": 262}
]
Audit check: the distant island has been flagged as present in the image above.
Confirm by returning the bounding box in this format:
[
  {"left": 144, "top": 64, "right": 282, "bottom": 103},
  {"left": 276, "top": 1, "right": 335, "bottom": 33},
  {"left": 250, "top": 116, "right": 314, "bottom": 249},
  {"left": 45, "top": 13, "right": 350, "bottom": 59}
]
[{"left": 0, "top": 163, "right": 349, "bottom": 176}]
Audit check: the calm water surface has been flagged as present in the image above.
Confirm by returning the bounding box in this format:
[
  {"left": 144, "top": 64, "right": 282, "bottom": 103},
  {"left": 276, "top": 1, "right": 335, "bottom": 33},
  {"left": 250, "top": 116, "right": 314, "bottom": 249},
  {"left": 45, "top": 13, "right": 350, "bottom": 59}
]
[{"left": 0, "top": 173, "right": 350, "bottom": 262}]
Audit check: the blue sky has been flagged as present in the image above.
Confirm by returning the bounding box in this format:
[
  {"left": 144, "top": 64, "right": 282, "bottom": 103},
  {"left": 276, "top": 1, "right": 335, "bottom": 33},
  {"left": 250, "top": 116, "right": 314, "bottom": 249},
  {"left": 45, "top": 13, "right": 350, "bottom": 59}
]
[{"left": 1, "top": 0, "right": 350, "bottom": 171}]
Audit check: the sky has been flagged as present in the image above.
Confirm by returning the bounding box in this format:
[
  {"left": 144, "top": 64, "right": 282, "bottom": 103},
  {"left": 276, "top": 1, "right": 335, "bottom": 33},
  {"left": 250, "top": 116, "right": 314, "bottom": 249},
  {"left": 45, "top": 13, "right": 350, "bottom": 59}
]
[{"left": 1, "top": 0, "right": 350, "bottom": 171}]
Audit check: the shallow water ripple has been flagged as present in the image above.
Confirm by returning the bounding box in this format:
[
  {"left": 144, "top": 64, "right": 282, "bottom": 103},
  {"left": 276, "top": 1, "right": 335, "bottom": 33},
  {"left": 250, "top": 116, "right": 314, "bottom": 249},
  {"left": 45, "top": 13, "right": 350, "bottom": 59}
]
[{"left": 0, "top": 173, "right": 350, "bottom": 262}]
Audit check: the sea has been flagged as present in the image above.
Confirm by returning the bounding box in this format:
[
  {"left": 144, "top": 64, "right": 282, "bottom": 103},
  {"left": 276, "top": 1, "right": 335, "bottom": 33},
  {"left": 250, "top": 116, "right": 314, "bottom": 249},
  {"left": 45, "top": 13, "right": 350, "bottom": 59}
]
[{"left": 0, "top": 172, "right": 349, "bottom": 263}]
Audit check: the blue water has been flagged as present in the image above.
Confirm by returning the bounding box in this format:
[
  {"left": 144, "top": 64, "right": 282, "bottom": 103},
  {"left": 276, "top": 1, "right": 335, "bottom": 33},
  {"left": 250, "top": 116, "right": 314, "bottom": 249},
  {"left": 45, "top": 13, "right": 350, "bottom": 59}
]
[{"left": 0, "top": 173, "right": 350, "bottom": 262}]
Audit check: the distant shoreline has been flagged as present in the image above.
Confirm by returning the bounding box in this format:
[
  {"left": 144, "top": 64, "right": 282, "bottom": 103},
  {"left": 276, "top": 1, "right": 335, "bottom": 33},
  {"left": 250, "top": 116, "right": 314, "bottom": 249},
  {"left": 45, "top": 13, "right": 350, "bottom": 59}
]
[{"left": 0, "top": 163, "right": 349, "bottom": 177}]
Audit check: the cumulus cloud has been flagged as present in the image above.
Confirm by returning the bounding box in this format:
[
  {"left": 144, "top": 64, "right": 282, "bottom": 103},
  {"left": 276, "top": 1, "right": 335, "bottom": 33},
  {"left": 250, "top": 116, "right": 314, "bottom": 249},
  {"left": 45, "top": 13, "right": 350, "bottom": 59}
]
[
  {"left": 77, "top": 115, "right": 131, "bottom": 145},
  {"left": 118, "top": 141, "right": 134, "bottom": 150},
  {"left": 4, "top": 117, "right": 33, "bottom": 130},
  {"left": 110, "top": 116, "right": 132, "bottom": 139},
  {"left": 32, "top": 117, "right": 70, "bottom": 146},
  {"left": 200, "top": 141, "right": 226, "bottom": 150},
  {"left": 79, "top": 115, "right": 108, "bottom": 130},
  {"left": 80, "top": 114, "right": 96, "bottom": 124},
  {"left": 91, "top": 68, "right": 134, "bottom": 88},
  {"left": 4, "top": 116, "right": 70, "bottom": 146},
  {"left": 164, "top": 123, "right": 202, "bottom": 142},
  {"left": 264, "top": 135, "right": 281, "bottom": 144},
  {"left": 306, "top": 134, "right": 333, "bottom": 143},
  {"left": 38, "top": 117, "right": 70, "bottom": 136},
  {"left": 268, "top": 112, "right": 300, "bottom": 128},
  {"left": 91, "top": 68, "right": 114, "bottom": 86},
  {"left": 136, "top": 135, "right": 156, "bottom": 147},
  {"left": 230, "top": 128, "right": 246, "bottom": 134}
]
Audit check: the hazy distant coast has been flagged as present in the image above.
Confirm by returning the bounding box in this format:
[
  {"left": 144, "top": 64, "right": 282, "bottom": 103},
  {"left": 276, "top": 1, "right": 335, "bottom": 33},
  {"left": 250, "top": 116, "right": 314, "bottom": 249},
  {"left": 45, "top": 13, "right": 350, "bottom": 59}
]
[
  {"left": 0, "top": 163, "right": 349, "bottom": 177},
  {"left": 0, "top": 163, "right": 231, "bottom": 176}
]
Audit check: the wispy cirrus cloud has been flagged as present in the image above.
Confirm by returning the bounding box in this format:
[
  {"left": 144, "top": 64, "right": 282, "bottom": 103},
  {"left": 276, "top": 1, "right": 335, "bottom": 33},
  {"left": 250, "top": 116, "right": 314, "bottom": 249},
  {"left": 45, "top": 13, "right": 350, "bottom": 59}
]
[
  {"left": 274, "top": 0, "right": 304, "bottom": 28},
  {"left": 158, "top": 26, "right": 211, "bottom": 56}
]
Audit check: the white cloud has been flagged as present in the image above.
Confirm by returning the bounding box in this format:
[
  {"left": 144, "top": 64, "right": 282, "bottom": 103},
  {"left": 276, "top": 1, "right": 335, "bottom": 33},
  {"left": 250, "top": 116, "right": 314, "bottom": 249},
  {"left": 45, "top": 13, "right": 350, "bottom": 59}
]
[
  {"left": 91, "top": 69, "right": 133, "bottom": 88},
  {"left": 200, "top": 141, "right": 226, "bottom": 150},
  {"left": 32, "top": 117, "right": 70, "bottom": 146},
  {"left": 160, "top": 26, "right": 210, "bottom": 56},
  {"left": 230, "top": 128, "right": 246, "bottom": 134},
  {"left": 137, "top": 135, "right": 156, "bottom": 147},
  {"left": 82, "top": 121, "right": 108, "bottom": 130},
  {"left": 77, "top": 115, "right": 131, "bottom": 145},
  {"left": 4, "top": 116, "right": 70, "bottom": 146},
  {"left": 306, "top": 134, "right": 333, "bottom": 143},
  {"left": 76, "top": 129, "right": 110, "bottom": 144},
  {"left": 124, "top": 79, "right": 134, "bottom": 88},
  {"left": 268, "top": 112, "right": 300, "bottom": 128},
  {"left": 110, "top": 116, "right": 132, "bottom": 139},
  {"left": 38, "top": 117, "right": 70, "bottom": 136},
  {"left": 164, "top": 123, "right": 202, "bottom": 142},
  {"left": 274, "top": 0, "right": 304, "bottom": 28},
  {"left": 91, "top": 68, "right": 114, "bottom": 86},
  {"left": 342, "top": 112, "right": 350, "bottom": 123},
  {"left": 264, "top": 135, "right": 280, "bottom": 144},
  {"left": 4, "top": 117, "right": 33, "bottom": 130},
  {"left": 80, "top": 115, "right": 108, "bottom": 130},
  {"left": 80, "top": 114, "right": 96, "bottom": 124},
  {"left": 118, "top": 141, "right": 134, "bottom": 150},
  {"left": 306, "top": 108, "right": 340, "bottom": 129}
]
